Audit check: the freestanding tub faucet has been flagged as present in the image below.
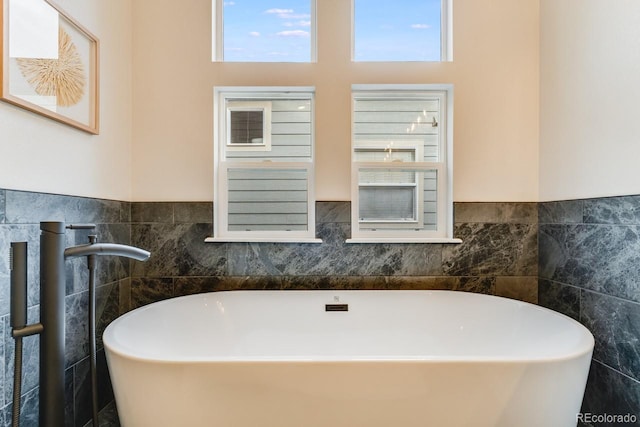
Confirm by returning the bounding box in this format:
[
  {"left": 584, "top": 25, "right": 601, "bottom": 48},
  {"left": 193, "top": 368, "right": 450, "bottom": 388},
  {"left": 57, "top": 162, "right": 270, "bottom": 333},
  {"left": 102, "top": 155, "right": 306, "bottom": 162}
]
[{"left": 37, "top": 221, "right": 150, "bottom": 427}]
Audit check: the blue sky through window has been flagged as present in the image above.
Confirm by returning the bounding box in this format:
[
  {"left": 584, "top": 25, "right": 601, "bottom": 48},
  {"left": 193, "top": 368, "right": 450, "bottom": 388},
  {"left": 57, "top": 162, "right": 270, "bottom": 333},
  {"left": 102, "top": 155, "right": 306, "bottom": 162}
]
[
  {"left": 223, "top": 0, "right": 312, "bottom": 62},
  {"left": 354, "top": 0, "right": 441, "bottom": 61},
  {"left": 222, "top": 0, "right": 441, "bottom": 62}
]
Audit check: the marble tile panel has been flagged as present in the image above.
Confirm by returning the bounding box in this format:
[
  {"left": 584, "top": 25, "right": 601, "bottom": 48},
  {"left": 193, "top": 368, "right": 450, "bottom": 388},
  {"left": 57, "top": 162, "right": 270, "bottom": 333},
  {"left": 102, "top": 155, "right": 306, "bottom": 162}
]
[
  {"left": 0, "top": 317, "right": 3, "bottom": 407},
  {"left": 3, "top": 307, "right": 40, "bottom": 405},
  {"left": 118, "top": 278, "right": 131, "bottom": 315},
  {"left": 64, "top": 366, "right": 73, "bottom": 427},
  {"left": 228, "top": 227, "right": 443, "bottom": 277},
  {"left": 65, "top": 291, "right": 89, "bottom": 368},
  {"left": 539, "top": 224, "right": 640, "bottom": 303},
  {"left": 82, "top": 401, "right": 120, "bottom": 427},
  {"left": 172, "top": 276, "right": 496, "bottom": 296},
  {"left": 5, "top": 191, "right": 120, "bottom": 225},
  {"left": 74, "top": 350, "right": 115, "bottom": 427},
  {"left": 538, "top": 200, "right": 584, "bottom": 225},
  {"left": 280, "top": 276, "right": 368, "bottom": 290},
  {"left": 5, "top": 191, "right": 67, "bottom": 224},
  {"left": 494, "top": 276, "right": 538, "bottom": 303},
  {"left": 538, "top": 279, "right": 581, "bottom": 321},
  {"left": 73, "top": 357, "right": 91, "bottom": 427},
  {"left": 334, "top": 276, "right": 495, "bottom": 293},
  {"left": 316, "top": 202, "right": 350, "bottom": 224},
  {"left": 95, "top": 282, "right": 119, "bottom": 350},
  {"left": 1, "top": 386, "right": 39, "bottom": 427},
  {"left": 119, "top": 201, "right": 131, "bottom": 224},
  {"left": 130, "top": 278, "right": 174, "bottom": 309},
  {"left": 174, "top": 202, "right": 212, "bottom": 223},
  {"left": 0, "top": 190, "right": 5, "bottom": 224},
  {"left": 316, "top": 221, "right": 349, "bottom": 244},
  {"left": 454, "top": 202, "right": 538, "bottom": 224},
  {"left": 347, "top": 243, "right": 444, "bottom": 276},
  {"left": 131, "top": 202, "right": 173, "bottom": 223},
  {"left": 0, "top": 224, "right": 44, "bottom": 313},
  {"left": 64, "top": 197, "right": 121, "bottom": 225},
  {"left": 131, "top": 223, "right": 225, "bottom": 278},
  {"left": 584, "top": 195, "right": 640, "bottom": 225},
  {"left": 580, "top": 360, "right": 640, "bottom": 425},
  {"left": 442, "top": 223, "right": 537, "bottom": 276},
  {"left": 174, "top": 276, "right": 282, "bottom": 295},
  {"left": 581, "top": 291, "right": 640, "bottom": 382}
]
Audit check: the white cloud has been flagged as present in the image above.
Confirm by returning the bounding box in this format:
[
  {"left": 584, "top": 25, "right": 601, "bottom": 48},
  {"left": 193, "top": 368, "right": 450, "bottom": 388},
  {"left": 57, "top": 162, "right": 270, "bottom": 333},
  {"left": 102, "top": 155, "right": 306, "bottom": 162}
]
[
  {"left": 265, "top": 8, "right": 293, "bottom": 15},
  {"left": 411, "top": 24, "right": 431, "bottom": 29},
  {"left": 276, "top": 30, "right": 309, "bottom": 37},
  {"left": 249, "top": 31, "right": 261, "bottom": 37},
  {"left": 223, "top": 1, "right": 235, "bottom": 5},
  {"left": 283, "top": 20, "right": 311, "bottom": 27},
  {"left": 264, "top": 8, "right": 310, "bottom": 20}
]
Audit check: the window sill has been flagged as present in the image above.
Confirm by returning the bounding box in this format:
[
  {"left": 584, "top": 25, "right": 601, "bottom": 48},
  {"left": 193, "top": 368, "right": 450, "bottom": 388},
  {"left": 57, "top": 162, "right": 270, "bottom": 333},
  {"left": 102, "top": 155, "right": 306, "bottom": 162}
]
[
  {"left": 205, "top": 237, "right": 323, "bottom": 244},
  {"left": 345, "top": 238, "right": 462, "bottom": 244}
]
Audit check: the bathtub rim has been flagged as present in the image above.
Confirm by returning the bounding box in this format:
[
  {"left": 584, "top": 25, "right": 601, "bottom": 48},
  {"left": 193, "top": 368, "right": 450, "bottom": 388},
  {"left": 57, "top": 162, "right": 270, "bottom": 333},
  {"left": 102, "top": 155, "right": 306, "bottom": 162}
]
[{"left": 103, "top": 289, "right": 595, "bottom": 364}]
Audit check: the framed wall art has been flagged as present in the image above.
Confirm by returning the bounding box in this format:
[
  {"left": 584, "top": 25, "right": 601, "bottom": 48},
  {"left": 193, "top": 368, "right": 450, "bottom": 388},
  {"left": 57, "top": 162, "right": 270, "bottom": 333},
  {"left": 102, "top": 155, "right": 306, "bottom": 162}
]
[{"left": 0, "top": 0, "right": 99, "bottom": 134}]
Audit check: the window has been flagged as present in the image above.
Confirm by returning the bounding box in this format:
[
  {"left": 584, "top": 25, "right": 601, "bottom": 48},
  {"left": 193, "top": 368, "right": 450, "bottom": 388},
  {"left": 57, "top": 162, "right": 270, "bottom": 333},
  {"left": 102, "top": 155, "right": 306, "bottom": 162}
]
[
  {"left": 352, "top": 0, "right": 452, "bottom": 62},
  {"left": 348, "top": 85, "right": 459, "bottom": 243},
  {"left": 212, "top": 0, "right": 316, "bottom": 62},
  {"left": 208, "top": 87, "right": 320, "bottom": 242},
  {"left": 226, "top": 101, "right": 272, "bottom": 150}
]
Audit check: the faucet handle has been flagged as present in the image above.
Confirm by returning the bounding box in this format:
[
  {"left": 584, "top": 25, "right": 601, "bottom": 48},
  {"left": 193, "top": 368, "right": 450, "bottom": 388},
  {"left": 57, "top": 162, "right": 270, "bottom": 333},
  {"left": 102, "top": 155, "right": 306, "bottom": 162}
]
[{"left": 66, "top": 224, "right": 96, "bottom": 230}]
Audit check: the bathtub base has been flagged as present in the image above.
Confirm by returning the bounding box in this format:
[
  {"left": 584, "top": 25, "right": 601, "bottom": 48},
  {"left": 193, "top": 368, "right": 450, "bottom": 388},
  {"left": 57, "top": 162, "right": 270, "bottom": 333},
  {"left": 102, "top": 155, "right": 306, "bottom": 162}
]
[{"left": 108, "top": 355, "right": 591, "bottom": 427}]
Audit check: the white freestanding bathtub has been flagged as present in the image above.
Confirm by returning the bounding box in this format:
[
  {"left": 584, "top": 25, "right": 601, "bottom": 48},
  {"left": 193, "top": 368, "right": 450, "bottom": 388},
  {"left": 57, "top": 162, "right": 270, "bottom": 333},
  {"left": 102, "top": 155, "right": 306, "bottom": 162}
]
[{"left": 103, "top": 290, "right": 594, "bottom": 427}]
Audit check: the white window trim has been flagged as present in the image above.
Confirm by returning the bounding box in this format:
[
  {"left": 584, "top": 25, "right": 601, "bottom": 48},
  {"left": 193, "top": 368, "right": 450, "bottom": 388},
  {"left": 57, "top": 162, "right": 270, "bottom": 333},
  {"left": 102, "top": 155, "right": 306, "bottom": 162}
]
[
  {"left": 351, "top": 0, "right": 453, "bottom": 62},
  {"left": 225, "top": 101, "right": 272, "bottom": 151},
  {"left": 212, "top": 0, "right": 318, "bottom": 62},
  {"left": 347, "top": 84, "right": 461, "bottom": 244},
  {"left": 208, "top": 86, "right": 321, "bottom": 243}
]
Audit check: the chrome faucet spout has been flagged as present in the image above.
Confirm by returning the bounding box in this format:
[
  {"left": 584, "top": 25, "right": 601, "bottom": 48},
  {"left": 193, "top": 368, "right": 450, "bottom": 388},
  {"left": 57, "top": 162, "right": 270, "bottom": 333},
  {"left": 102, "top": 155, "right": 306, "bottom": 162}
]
[{"left": 64, "top": 243, "right": 151, "bottom": 261}]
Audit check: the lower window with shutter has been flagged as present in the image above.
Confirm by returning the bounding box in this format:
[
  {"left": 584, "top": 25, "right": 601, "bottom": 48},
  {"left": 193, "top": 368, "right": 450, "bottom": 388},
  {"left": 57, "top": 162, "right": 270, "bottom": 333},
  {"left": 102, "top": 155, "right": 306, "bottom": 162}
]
[
  {"left": 209, "top": 87, "right": 321, "bottom": 243},
  {"left": 348, "top": 85, "right": 459, "bottom": 243}
]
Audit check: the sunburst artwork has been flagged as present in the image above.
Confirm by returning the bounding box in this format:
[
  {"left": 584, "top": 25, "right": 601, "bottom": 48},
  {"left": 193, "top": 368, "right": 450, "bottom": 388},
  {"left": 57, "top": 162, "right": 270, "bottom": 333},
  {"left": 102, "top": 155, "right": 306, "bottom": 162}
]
[
  {"left": 16, "top": 26, "right": 86, "bottom": 107},
  {"left": 1, "top": 0, "right": 99, "bottom": 134}
]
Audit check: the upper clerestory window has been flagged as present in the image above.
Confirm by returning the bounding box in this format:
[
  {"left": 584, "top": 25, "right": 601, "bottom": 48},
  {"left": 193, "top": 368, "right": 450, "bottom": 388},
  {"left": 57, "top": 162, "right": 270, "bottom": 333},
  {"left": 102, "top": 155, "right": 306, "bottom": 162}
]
[
  {"left": 352, "top": 0, "right": 452, "bottom": 62},
  {"left": 213, "top": 1, "right": 451, "bottom": 63},
  {"left": 212, "top": 0, "right": 316, "bottom": 62}
]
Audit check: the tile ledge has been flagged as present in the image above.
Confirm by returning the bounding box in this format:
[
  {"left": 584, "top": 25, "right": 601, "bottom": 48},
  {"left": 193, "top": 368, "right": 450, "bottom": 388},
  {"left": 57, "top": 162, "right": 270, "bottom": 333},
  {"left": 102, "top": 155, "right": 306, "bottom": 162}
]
[
  {"left": 205, "top": 237, "right": 323, "bottom": 244},
  {"left": 346, "top": 238, "right": 463, "bottom": 244}
]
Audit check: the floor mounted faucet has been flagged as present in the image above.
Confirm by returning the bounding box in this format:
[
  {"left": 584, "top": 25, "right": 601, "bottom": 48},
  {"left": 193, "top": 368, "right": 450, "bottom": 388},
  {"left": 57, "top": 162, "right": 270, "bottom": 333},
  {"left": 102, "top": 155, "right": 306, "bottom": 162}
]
[{"left": 38, "top": 221, "right": 150, "bottom": 427}]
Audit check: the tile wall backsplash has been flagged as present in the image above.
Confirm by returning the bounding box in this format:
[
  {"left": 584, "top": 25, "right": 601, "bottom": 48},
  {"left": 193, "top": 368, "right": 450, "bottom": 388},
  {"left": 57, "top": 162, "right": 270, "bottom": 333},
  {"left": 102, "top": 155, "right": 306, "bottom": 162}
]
[
  {"left": 129, "top": 201, "right": 538, "bottom": 308},
  {"left": 539, "top": 196, "right": 640, "bottom": 426},
  {"left": 0, "top": 189, "right": 130, "bottom": 427},
  {"left": 4, "top": 187, "right": 639, "bottom": 426}
]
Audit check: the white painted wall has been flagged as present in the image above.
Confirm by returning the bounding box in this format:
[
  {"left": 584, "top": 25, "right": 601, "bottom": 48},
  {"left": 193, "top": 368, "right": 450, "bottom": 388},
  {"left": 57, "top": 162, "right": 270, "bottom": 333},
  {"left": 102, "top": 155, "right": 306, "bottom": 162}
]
[
  {"left": 0, "top": 0, "right": 132, "bottom": 201},
  {"left": 540, "top": 0, "right": 640, "bottom": 201},
  {"left": 131, "top": 0, "right": 540, "bottom": 202}
]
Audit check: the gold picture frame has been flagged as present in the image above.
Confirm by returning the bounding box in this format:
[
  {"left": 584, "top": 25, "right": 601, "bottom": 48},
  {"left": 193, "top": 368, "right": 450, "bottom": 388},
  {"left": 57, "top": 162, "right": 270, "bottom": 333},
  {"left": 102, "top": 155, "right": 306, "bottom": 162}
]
[{"left": 0, "top": 0, "right": 99, "bottom": 134}]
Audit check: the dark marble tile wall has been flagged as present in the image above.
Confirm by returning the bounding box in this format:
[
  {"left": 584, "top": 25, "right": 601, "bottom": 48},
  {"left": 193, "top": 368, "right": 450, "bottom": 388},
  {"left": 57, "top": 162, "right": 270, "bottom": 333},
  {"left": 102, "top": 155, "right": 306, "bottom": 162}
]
[
  {"left": 0, "top": 189, "right": 127, "bottom": 427},
  {"left": 539, "top": 196, "right": 640, "bottom": 426},
  {"left": 128, "top": 201, "right": 538, "bottom": 308},
  {"left": 0, "top": 191, "right": 540, "bottom": 427}
]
